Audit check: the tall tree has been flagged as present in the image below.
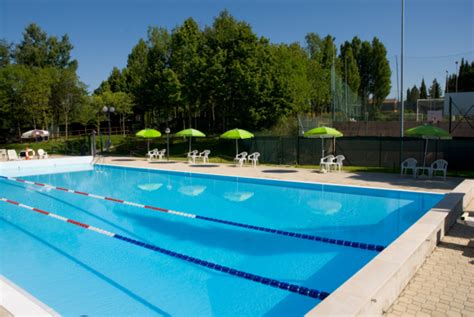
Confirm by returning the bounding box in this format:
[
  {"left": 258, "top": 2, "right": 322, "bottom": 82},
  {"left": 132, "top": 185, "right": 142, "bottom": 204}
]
[
  {"left": 49, "top": 68, "right": 86, "bottom": 138},
  {"left": 123, "top": 38, "right": 149, "bottom": 115},
  {"left": 370, "top": 37, "right": 391, "bottom": 107},
  {"left": 305, "top": 33, "right": 331, "bottom": 114},
  {"left": 406, "top": 85, "right": 420, "bottom": 105},
  {"left": 169, "top": 18, "right": 204, "bottom": 127},
  {"left": 0, "top": 40, "right": 11, "bottom": 67},
  {"left": 357, "top": 40, "right": 372, "bottom": 113},
  {"left": 420, "top": 78, "right": 428, "bottom": 99},
  {"left": 14, "top": 23, "right": 77, "bottom": 69},
  {"left": 429, "top": 78, "right": 442, "bottom": 98},
  {"left": 339, "top": 43, "right": 360, "bottom": 96}
]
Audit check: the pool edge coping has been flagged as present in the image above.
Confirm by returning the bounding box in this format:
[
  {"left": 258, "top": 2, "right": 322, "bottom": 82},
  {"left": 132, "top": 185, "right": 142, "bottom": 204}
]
[
  {"left": 0, "top": 275, "right": 60, "bottom": 317},
  {"left": 305, "top": 178, "right": 473, "bottom": 316}
]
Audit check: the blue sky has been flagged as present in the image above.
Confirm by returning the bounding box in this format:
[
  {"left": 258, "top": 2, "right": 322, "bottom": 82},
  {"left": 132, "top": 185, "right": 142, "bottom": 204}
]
[{"left": 1, "top": 0, "right": 473, "bottom": 98}]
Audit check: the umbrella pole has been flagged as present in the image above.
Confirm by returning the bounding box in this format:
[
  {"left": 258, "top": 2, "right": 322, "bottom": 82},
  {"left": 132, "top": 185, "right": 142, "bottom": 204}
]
[
  {"left": 321, "top": 138, "right": 325, "bottom": 159},
  {"left": 147, "top": 138, "right": 150, "bottom": 152},
  {"left": 236, "top": 139, "right": 238, "bottom": 157},
  {"left": 189, "top": 138, "right": 191, "bottom": 153}
]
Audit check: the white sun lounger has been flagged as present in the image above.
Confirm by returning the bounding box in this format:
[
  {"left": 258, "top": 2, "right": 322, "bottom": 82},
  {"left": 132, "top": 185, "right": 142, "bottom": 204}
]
[{"left": 7, "top": 150, "right": 20, "bottom": 161}]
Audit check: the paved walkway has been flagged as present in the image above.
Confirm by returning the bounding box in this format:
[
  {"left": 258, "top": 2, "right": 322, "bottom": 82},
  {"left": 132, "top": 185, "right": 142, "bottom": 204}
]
[
  {"left": 385, "top": 199, "right": 474, "bottom": 317},
  {"left": 100, "top": 157, "right": 462, "bottom": 193}
]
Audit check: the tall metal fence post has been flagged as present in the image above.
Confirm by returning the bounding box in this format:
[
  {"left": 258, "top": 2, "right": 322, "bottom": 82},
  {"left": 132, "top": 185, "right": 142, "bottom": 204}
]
[
  {"left": 279, "top": 137, "right": 283, "bottom": 165},
  {"left": 90, "top": 130, "right": 97, "bottom": 157},
  {"left": 378, "top": 137, "right": 382, "bottom": 167},
  {"left": 449, "top": 96, "right": 452, "bottom": 133},
  {"left": 296, "top": 136, "right": 300, "bottom": 165}
]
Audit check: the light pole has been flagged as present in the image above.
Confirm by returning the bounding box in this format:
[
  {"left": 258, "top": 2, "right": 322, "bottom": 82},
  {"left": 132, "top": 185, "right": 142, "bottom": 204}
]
[
  {"left": 400, "top": 0, "right": 405, "bottom": 137},
  {"left": 445, "top": 70, "right": 449, "bottom": 94},
  {"left": 102, "top": 106, "right": 115, "bottom": 151},
  {"left": 165, "top": 128, "right": 171, "bottom": 160},
  {"left": 455, "top": 61, "right": 459, "bottom": 92}
]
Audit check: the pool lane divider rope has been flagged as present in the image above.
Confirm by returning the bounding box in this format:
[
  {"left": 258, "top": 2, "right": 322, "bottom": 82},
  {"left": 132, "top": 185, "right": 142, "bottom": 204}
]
[
  {"left": 0, "top": 197, "right": 329, "bottom": 300},
  {"left": 0, "top": 175, "right": 385, "bottom": 252}
]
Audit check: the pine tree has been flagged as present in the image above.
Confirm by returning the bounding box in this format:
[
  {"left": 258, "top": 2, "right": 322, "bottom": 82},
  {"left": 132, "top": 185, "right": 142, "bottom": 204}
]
[
  {"left": 419, "top": 79, "right": 428, "bottom": 99},
  {"left": 429, "top": 78, "right": 442, "bottom": 98},
  {"left": 370, "top": 37, "right": 391, "bottom": 106},
  {"left": 407, "top": 85, "right": 420, "bottom": 105}
]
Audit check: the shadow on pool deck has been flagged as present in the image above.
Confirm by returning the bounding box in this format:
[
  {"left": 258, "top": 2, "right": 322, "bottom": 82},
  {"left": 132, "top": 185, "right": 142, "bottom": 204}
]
[
  {"left": 190, "top": 164, "right": 220, "bottom": 168},
  {"left": 345, "top": 171, "right": 462, "bottom": 192},
  {"left": 262, "top": 169, "right": 298, "bottom": 174}
]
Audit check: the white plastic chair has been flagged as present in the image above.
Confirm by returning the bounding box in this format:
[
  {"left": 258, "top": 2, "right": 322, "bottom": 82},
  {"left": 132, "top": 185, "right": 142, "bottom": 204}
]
[
  {"left": 401, "top": 158, "right": 417, "bottom": 177},
  {"left": 329, "top": 155, "right": 345, "bottom": 172},
  {"left": 187, "top": 150, "right": 199, "bottom": 164},
  {"left": 146, "top": 148, "right": 158, "bottom": 161},
  {"left": 156, "top": 149, "right": 166, "bottom": 161},
  {"left": 430, "top": 159, "right": 448, "bottom": 180},
  {"left": 248, "top": 152, "right": 260, "bottom": 167},
  {"left": 197, "top": 150, "right": 211, "bottom": 163},
  {"left": 234, "top": 152, "right": 248, "bottom": 167},
  {"left": 320, "top": 155, "right": 334, "bottom": 172},
  {"left": 0, "top": 149, "right": 7, "bottom": 160},
  {"left": 7, "top": 150, "right": 20, "bottom": 161},
  {"left": 37, "top": 149, "right": 48, "bottom": 159}
]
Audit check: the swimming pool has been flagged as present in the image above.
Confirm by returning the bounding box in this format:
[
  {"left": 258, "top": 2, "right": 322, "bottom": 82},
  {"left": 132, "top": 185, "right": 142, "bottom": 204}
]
[{"left": 0, "top": 165, "right": 443, "bottom": 316}]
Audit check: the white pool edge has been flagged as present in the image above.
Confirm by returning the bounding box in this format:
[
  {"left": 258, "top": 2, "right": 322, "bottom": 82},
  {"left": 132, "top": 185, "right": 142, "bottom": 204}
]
[
  {"left": 0, "top": 275, "right": 60, "bottom": 317},
  {"left": 306, "top": 179, "right": 474, "bottom": 316},
  {"left": 0, "top": 156, "right": 93, "bottom": 177}
]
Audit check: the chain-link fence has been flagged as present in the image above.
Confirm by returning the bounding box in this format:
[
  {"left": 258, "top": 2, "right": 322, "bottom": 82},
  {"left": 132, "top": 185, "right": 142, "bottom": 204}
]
[{"left": 243, "top": 136, "right": 474, "bottom": 170}]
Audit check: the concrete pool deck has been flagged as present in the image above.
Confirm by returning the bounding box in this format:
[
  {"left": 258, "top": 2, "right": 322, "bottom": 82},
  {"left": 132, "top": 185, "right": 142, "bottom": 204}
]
[
  {"left": 385, "top": 206, "right": 474, "bottom": 317},
  {"left": 100, "top": 156, "right": 463, "bottom": 193}
]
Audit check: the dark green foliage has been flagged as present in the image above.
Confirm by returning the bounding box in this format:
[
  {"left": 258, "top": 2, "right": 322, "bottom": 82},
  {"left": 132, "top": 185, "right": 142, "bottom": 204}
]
[
  {"left": 429, "top": 78, "right": 442, "bottom": 98},
  {"left": 13, "top": 23, "right": 77, "bottom": 70},
  {"left": 0, "top": 40, "right": 11, "bottom": 67},
  {"left": 1, "top": 13, "right": 395, "bottom": 140},
  {"left": 0, "top": 24, "right": 85, "bottom": 138},
  {"left": 447, "top": 59, "right": 474, "bottom": 92},
  {"left": 420, "top": 79, "right": 428, "bottom": 99},
  {"left": 406, "top": 85, "right": 420, "bottom": 105}
]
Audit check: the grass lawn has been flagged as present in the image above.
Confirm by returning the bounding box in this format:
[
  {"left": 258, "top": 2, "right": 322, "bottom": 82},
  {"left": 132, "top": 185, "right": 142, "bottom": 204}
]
[{"left": 3, "top": 134, "right": 473, "bottom": 178}]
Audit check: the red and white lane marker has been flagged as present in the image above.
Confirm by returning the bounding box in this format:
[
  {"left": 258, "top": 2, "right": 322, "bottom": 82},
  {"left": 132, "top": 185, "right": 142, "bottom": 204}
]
[
  {"left": 0, "top": 197, "right": 329, "bottom": 300},
  {"left": 0, "top": 198, "right": 115, "bottom": 237},
  {"left": 0, "top": 176, "right": 196, "bottom": 219},
  {"left": 0, "top": 175, "right": 385, "bottom": 252}
]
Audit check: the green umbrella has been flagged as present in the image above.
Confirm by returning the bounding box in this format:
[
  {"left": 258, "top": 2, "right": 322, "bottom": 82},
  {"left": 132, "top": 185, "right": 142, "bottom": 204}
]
[
  {"left": 136, "top": 128, "right": 161, "bottom": 152},
  {"left": 175, "top": 128, "right": 206, "bottom": 152},
  {"left": 220, "top": 128, "right": 254, "bottom": 156},
  {"left": 304, "top": 126, "right": 343, "bottom": 159},
  {"left": 405, "top": 125, "right": 451, "bottom": 167}
]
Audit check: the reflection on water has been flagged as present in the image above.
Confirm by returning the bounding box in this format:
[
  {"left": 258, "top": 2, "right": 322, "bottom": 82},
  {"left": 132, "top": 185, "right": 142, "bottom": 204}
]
[
  {"left": 137, "top": 183, "right": 163, "bottom": 191},
  {"left": 307, "top": 199, "right": 342, "bottom": 215},
  {"left": 178, "top": 185, "right": 207, "bottom": 196},
  {"left": 223, "top": 191, "right": 254, "bottom": 202}
]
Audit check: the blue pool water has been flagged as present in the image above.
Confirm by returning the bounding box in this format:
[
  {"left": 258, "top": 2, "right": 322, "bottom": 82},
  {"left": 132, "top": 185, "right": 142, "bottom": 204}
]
[{"left": 0, "top": 165, "right": 443, "bottom": 316}]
